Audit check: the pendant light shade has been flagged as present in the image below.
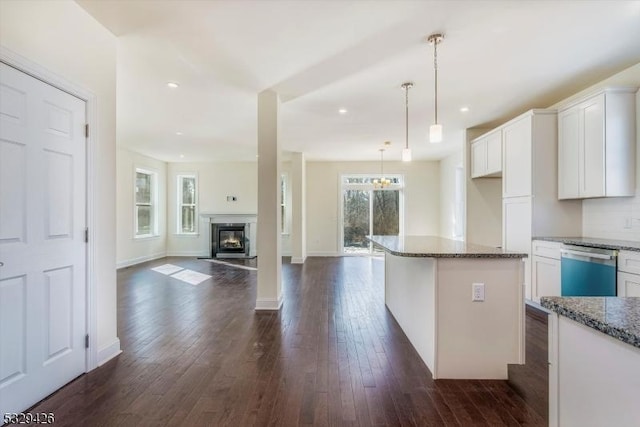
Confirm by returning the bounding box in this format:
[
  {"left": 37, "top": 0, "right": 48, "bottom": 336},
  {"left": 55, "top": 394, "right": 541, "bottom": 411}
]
[
  {"left": 401, "top": 82, "right": 413, "bottom": 162},
  {"left": 427, "top": 33, "right": 444, "bottom": 143}
]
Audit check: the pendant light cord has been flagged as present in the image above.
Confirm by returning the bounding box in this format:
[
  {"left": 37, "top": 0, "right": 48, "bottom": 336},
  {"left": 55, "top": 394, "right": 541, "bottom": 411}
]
[
  {"left": 405, "top": 85, "right": 409, "bottom": 150},
  {"left": 433, "top": 39, "right": 438, "bottom": 125}
]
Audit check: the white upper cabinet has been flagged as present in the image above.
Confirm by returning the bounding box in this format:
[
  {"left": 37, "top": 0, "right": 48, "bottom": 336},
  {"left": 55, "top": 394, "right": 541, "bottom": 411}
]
[
  {"left": 471, "top": 130, "right": 501, "bottom": 178},
  {"left": 502, "top": 116, "right": 532, "bottom": 198},
  {"left": 558, "top": 88, "right": 637, "bottom": 199}
]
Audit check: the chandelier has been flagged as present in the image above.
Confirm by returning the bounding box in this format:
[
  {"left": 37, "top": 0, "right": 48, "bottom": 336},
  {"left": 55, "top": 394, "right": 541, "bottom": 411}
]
[
  {"left": 427, "top": 33, "right": 444, "bottom": 143},
  {"left": 373, "top": 141, "right": 391, "bottom": 189}
]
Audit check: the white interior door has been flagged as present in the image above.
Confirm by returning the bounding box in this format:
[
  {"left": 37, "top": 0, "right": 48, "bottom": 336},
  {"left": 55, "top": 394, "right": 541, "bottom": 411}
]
[{"left": 0, "top": 62, "right": 87, "bottom": 414}]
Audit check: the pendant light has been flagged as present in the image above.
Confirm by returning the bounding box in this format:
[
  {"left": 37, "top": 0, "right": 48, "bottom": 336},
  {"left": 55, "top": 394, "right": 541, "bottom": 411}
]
[
  {"left": 427, "top": 33, "right": 444, "bottom": 143},
  {"left": 373, "top": 141, "right": 391, "bottom": 189},
  {"left": 401, "top": 82, "right": 413, "bottom": 162}
]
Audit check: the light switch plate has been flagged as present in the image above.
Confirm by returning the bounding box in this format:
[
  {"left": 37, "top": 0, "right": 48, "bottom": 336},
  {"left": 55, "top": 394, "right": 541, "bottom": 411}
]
[{"left": 472, "top": 283, "right": 485, "bottom": 302}]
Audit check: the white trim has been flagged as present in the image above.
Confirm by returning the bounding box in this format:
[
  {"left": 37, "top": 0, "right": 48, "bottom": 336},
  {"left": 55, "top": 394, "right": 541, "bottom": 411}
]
[
  {"left": 291, "top": 256, "right": 307, "bottom": 264},
  {"left": 255, "top": 295, "right": 284, "bottom": 311},
  {"left": 116, "top": 252, "right": 167, "bottom": 269},
  {"left": 0, "top": 47, "right": 101, "bottom": 372},
  {"left": 97, "top": 338, "right": 122, "bottom": 367}
]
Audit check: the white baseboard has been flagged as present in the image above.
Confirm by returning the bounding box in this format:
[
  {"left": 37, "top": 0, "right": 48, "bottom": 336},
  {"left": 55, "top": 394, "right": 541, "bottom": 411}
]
[
  {"left": 291, "top": 256, "right": 307, "bottom": 264},
  {"left": 255, "top": 295, "right": 283, "bottom": 311},
  {"left": 165, "top": 251, "right": 209, "bottom": 257},
  {"left": 116, "top": 252, "right": 166, "bottom": 269},
  {"left": 97, "top": 338, "right": 122, "bottom": 367},
  {"left": 306, "top": 251, "right": 340, "bottom": 257}
]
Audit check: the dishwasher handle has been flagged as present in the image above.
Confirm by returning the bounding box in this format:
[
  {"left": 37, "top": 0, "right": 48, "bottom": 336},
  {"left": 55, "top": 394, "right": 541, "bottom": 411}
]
[{"left": 560, "top": 248, "right": 614, "bottom": 260}]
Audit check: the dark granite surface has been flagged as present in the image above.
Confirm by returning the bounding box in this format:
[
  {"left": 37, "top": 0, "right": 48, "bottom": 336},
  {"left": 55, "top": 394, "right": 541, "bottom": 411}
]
[
  {"left": 367, "top": 235, "right": 527, "bottom": 258},
  {"left": 541, "top": 296, "right": 640, "bottom": 349},
  {"left": 534, "top": 236, "right": 640, "bottom": 252}
]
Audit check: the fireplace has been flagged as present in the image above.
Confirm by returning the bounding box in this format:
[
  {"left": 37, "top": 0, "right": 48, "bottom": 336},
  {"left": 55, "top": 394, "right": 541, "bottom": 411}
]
[{"left": 212, "top": 223, "right": 251, "bottom": 258}]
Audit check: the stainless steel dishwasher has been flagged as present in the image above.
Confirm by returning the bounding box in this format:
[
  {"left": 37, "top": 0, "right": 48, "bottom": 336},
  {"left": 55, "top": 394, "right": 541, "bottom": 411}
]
[{"left": 560, "top": 244, "right": 617, "bottom": 296}]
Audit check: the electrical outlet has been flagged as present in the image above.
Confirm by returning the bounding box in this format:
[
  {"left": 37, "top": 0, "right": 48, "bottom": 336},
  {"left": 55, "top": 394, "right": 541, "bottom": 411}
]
[{"left": 472, "top": 283, "right": 485, "bottom": 302}]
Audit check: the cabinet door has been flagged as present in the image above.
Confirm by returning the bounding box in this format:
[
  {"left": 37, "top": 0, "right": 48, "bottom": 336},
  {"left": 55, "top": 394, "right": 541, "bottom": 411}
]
[
  {"left": 503, "top": 196, "right": 532, "bottom": 298},
  {"left": 503, "top": 117, "right": 532, "bottom": 197},
  {"left": 533, "top": 255, "right": 561, "bottom": 303},
  {"left": 471, "top": 139, "right": 487, "bottom": 178},
  {"left": 558, "top": 108, "right": 580, "bottom": 199},
  {"left": 617, "top": 272, "right": 640, "bottom": 297},
  {"left": 486, "top": 131, "right": 502, "bottom": 174},
  {"left": 581, "top": 93, "right": 605, "bottom": 198}
]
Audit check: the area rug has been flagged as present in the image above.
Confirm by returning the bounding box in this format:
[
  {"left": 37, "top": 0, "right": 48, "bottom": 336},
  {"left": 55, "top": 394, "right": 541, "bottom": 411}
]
[
  {"left": 204, "top": 259, "right": 258, "bottom": 271},
  {"left": 151, "top": 264, "right": 184, "bottom": 275},
  {"left": 170, "top": 269, "right": 212, "bottom": 286}
]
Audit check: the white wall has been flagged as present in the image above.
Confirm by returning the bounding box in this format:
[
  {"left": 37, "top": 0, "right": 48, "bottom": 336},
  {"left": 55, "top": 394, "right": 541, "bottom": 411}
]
[
  {"left": 166, "top": 161, "right": 258, "bottom": 256},
  {"left": 549, "top": 63, "right": 640, "bottom": 240},
  {"left": 116, "top": 147, "right": 168, "bottom": 267},
  {"left": 439, "top": 150, "right": 464, "bottom": 239},
  {"left": 0, "top": 1, "right": 118, "bottom": 354},
  {"left": 306, "top": 161, "right": 440, "bottom": 256}
]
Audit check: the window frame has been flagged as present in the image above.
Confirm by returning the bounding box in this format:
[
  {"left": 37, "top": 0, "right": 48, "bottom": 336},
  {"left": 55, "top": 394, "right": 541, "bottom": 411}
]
[
  {"left": 338, "top": 173, "right": 405, "bottom": 255},
  {"left": 177, "top": 173, "right": 198, "bottom": 235},
  {"left": 281, "top": 172, "right": 291, "bottom": 235},
  {"left": 134, "top": 167, "right": 158, "bottom": 238}
]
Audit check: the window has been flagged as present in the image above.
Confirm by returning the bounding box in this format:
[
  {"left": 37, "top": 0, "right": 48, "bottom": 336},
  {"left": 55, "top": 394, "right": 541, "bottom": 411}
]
[
  {"left": 281, "top": 173, "right": 289, "bottom": 234},
  {"left": 340, "top": 174, "right": 403, "bottom": 254},
  {"left": 177, "top": 174, "right": 197, "bottom": 234},
  {"left": 135, "top": 168, "right": 157, "bottom": 237}
]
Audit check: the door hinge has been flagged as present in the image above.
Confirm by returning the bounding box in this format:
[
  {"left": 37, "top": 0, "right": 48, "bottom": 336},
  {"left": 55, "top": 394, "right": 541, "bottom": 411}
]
[
  {"left": 85, "top": 334, "right": 89, "bottom": 349},
  {"left": 84, "top": 227, "right": 89, "bottom": 243},
  {"left": 85, "top": 124, "right": 89, "bottom": 138}
]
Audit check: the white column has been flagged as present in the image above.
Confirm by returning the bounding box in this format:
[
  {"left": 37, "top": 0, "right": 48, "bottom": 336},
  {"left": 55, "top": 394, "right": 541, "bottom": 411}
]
[
  {"left": 291, "top": 152, "right": 306, "bottom": 264},
  {"left": 256, "top": 90, "right": 282, "bottom": 310}
]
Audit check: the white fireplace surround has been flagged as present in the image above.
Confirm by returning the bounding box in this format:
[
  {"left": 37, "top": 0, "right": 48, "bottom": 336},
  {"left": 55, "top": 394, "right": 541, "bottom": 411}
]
[{"left": 201, "top": 213, "right": 257, "bottom": 257}]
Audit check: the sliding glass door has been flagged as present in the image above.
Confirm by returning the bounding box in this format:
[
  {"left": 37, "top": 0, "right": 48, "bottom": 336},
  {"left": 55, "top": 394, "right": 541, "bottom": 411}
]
[{"left": 341, "top": 175, "right": 403, "bottom": 254}]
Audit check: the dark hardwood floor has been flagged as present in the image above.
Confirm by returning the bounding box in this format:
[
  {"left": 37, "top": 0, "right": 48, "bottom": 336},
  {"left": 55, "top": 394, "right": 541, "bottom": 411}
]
[{"left": 26, "top": 256, "right": 548, "bottom": 426}]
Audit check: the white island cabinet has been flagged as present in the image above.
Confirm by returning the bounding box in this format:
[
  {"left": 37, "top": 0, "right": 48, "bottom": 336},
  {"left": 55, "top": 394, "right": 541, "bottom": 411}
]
[
  {"left": 542, "top": 297, "right": 640, "bottom": 427},
  {"left": 369, "top": 235, "right": 526, "bottom": 380}
]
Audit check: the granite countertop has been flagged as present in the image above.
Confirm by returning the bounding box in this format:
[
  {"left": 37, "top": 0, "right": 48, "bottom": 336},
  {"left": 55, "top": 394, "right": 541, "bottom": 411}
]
[
  {"left": 540, "top": 296, "right": 640, "bottom": 349},
  {"left": 534, "top": 236, "right": 640, "bottom": 252},
  {"left": 367, "top": 235, "right": 527, "bottom": 258}
]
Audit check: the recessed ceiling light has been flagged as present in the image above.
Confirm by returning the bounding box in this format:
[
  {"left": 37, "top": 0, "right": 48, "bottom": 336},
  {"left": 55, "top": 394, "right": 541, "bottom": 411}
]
[
  {"left": 175, "top": 131, "right": 183, "bottom": 136},
  {"left": 180, "top": 154, "right": 184, "bottom": 158},
  {"left": 167, "top": 82, "right": 179, "bottom": 88},
  {"left": 460, "top": 106, "right": 469, "bottom": 112},
  {"left": 338, "top": 108, "right": 348, "bottom": 114}
]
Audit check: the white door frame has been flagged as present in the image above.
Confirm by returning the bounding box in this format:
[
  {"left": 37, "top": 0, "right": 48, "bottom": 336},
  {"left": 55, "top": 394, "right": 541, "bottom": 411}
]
[{"left": 1, "top": 46, "right": 99, "bottom": 371}]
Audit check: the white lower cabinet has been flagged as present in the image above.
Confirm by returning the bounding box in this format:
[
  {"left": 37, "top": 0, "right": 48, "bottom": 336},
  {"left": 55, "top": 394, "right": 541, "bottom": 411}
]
[
  {"left": 617, "top": 250, "right": 640, "bottom": 296},
  {"left": 503, "top": 197, "right": 532, "bottom": 298},
  {"left": 618, "top": 272, "right": 640, "bottom": 297},
  {"left": 531, "top": 240, "right": 561, "bottom": 303}
]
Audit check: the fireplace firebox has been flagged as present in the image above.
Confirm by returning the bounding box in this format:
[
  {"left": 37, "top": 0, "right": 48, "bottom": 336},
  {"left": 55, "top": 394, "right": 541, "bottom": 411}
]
[{"left": 212, "top": 223, "right": 250, "bottom": 258}]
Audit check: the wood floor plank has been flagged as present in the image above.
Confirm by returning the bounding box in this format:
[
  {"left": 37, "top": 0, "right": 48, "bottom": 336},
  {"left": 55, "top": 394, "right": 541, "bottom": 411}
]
[{"left": 25, "top": 256, "right": 547, "bottom": 426}]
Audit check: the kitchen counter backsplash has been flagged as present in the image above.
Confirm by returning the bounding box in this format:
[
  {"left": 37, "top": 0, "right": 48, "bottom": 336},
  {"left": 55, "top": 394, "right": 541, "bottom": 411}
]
[{"left": 534, "top": 236, "right": 640, "bottom": 252}]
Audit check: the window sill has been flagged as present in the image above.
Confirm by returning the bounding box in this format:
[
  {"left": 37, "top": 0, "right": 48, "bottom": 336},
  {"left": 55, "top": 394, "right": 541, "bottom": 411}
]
[
  {"left": 173, "top": 233, "right": 200, "bottom": 238},
  {"left": 134, "top": 234, "right": 161, "bottom": 241}
]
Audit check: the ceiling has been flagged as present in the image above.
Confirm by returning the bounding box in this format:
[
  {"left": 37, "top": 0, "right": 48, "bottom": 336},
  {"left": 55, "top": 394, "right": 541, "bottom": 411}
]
[{"left": 77, "top": 0, "right": 640, "bottom": 163}]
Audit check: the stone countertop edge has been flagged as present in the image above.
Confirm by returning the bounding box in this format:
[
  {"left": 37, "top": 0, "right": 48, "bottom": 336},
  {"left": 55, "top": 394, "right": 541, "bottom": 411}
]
[
  {"left": 534, "top": 236, "right": 640, "bottom": 252},
  {"left": 540, "top": 297, "right": 640, "bottom": 350},
  {"left": 367, "top": 236, "right": 527, "bottom": 259}
]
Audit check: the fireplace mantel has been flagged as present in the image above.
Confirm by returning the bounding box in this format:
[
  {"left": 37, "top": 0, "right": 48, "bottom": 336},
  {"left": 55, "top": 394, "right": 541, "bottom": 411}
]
[{"left": 200, "top": 213, "right": 257, "bottom": 224}]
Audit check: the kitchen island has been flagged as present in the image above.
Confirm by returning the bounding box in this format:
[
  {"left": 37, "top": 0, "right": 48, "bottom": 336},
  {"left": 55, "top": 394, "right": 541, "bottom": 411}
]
[
  {"left": 541, "top": 296, "right": 640, "bottom": 427},
  {"left": 368, "top": 235, "right": 527, "bottom": 379}
]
